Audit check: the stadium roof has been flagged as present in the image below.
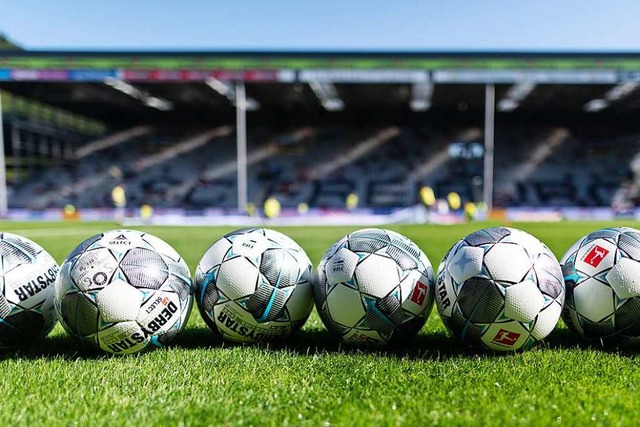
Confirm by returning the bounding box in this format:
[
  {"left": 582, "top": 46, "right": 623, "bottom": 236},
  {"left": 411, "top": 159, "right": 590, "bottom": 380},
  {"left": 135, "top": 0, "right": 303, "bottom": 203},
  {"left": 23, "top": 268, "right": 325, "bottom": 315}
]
[{"left": 2, "top": 50, "right": 640, "bottom": 125}]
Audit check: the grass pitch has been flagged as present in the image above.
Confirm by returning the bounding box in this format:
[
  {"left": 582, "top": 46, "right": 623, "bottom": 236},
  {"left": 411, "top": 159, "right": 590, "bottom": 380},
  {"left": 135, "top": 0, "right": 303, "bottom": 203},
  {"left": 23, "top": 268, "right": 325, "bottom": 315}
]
[{"left": 1, "top": 220, "right": 640, "bottom": 426}]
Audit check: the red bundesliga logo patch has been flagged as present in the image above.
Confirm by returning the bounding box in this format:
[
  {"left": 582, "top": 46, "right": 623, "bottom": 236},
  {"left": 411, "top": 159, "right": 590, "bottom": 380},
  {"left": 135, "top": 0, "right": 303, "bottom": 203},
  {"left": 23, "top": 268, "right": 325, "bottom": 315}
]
[
  {"left": 410, "top": 281, "right": 428, "bottom": 306},
  {"left": 583, "top": 245, "right": 610, "bottom": 268},
  {"left": 492, "top": 329, "right": 521, "bottom": 346}
]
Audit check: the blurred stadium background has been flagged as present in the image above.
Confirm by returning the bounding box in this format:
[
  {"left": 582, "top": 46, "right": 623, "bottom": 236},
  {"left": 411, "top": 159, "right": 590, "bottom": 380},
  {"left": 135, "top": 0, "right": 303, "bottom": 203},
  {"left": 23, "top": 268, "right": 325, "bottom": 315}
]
[{"left": 0, "top": 33, "right": 639, "bottom": 225}]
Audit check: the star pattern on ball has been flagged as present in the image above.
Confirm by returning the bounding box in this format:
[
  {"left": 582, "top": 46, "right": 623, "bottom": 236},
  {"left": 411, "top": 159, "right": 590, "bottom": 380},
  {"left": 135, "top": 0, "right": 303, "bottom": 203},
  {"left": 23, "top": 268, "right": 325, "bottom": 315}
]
[{"left": 447, "top": 247, "right": 483, "bottom": 284}]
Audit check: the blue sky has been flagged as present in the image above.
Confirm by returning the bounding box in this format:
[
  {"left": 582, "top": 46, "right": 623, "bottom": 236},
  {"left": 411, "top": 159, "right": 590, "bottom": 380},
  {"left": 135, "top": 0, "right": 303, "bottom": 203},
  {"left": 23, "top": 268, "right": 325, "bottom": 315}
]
[{"left": 1, "top": 0, "right": 639, "bottom": 51}]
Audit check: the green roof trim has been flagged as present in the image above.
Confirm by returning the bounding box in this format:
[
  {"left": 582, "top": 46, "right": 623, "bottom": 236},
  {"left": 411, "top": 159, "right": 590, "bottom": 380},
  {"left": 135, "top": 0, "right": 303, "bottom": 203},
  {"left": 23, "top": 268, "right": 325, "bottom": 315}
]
[{"left": 1, "top": 51, "right": 640, "bottom": 70}]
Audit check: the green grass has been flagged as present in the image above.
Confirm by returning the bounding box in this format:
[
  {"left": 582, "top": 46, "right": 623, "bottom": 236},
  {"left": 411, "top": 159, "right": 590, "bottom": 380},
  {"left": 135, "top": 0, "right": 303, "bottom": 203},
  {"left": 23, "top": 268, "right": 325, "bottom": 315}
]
[{"left": 1, "top": 220, "right": 640, "bottom": 426}]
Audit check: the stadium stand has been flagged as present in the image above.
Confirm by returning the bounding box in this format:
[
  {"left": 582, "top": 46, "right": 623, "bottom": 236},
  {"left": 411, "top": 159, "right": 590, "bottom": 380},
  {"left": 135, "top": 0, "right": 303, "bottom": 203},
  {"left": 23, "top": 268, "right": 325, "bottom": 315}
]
[
  {"left": 282, "top": 127, "right": 401, "bottom": 208},
  {"left": 5, "top": 120, "right": 638, "bottom": 210},
  {"left": 10, "top": 128, "right": 229, "bottom": 208},
  {"left": 493, "top": 126, "right": 638, "bottom": 207},
  {"left": 3, "top": 50, "right": 640, "bottom": 212}
]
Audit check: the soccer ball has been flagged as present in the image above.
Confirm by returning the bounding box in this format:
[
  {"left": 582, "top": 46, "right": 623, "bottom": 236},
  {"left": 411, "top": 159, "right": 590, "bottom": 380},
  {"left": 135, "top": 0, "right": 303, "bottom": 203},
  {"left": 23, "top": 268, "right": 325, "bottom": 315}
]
[
  {"left": 436, "top": 227, "right": 564, "bottom": 351},
  {"left": 54, "top": 230, "right": 193, "bottom": 354},
  {"left": 0, "top": 233, "right": 59, "bottom": 347},
  {"left": 195, "top": 228, "right": 314, "bottom": 343},
  {"left": 561, "top": 227, "right": 640, "bottom": 345},
  {"left": 314, "top": 228, "right": 435, "bottom": 346}
]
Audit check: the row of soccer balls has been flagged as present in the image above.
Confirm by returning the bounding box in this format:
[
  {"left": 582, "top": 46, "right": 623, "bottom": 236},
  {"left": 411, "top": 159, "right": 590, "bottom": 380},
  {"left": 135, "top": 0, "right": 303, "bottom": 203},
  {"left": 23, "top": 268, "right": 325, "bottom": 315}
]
[{"left": 0, "top": 226, "right": 638, "bottom": 354}]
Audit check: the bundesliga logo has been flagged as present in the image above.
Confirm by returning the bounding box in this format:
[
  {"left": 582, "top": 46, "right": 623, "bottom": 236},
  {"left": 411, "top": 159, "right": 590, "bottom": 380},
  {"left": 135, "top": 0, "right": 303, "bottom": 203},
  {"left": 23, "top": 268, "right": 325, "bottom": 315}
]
[
  {"left": 491, "top": 329, "right": 521, "bottom": 347},
  {"left": 410, "top": 281, "right": 428, "bottom": 306},
  {"left": 583, "top": 245, "right": 610, "bottom": 268}
]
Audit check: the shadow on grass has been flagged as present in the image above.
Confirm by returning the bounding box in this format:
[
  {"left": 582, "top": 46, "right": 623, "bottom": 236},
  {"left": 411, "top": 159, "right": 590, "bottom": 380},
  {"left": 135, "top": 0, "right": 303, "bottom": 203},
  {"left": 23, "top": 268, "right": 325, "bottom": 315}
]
[
  {"left": 0, "top": 326, "right": 229, "bottom": 361},
  {"left": 182, "top": 327, "right": 566, "bottom": 361},
  {"left": 538, "top": 327, "right": 585, "bottom": 350},
  {"left": 263, "top": 328, "right": 483, "bottom": 361},
  {"left": 172, "top": 325, "right": 221, "bottom": 349},
  {"left": 0, "top": 326, "right": 222, "bottom": 360},
  {"left": 542, "top": 327, "right": 640, "bottom": 357},
  {"left": 2, "top": 325, "right": 637, "bottom": 361},
  {"left": 194, "top": 326, "right": 640, "bottom": 361},
  {"left": 0, "top": 334, "right": 106, "bottom": 361}
]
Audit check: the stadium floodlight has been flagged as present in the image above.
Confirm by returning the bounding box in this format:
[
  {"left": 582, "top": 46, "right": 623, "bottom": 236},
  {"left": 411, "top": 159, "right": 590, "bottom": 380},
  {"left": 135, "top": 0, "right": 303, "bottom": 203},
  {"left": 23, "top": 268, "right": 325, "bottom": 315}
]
[
  {"left": 583, "top": 82, "right": 638, "bottom": 112},
  {"left": 605, "top": 81, "right": 639, "bottom": 102},
  {"left": 205, "top": 77, "right": 260, "bottom": 111},
  {"left": 104, "top": 78, "right": 137, "bottom": 96},
  {"left": 205, "top": 77, "right": 235, "bottom": 99},
  {"left": 104, "top": 78, "right": 173, "bottom": 111},
  {"left": 507, "top": 81, "right": 536, "bottom": 99},
  {"left": 308, "top": 79, "right": 344, "bottom": 111},
  {"left": 144, "top": 96, "right": 173, "bottom": 111},
  {"left": 244, "top": 98, "right": 260, "bottom": 111},
  {"left": 410, "top": 82, "right": 434, "bottom": 111},
  {"left": 497, "top": 99, "right": 518, "bottom": 112},
  {"left": 497, "top": 81, "right": 536, "bottom": 112},
  {"left": 584, "top": 99, "right": 608, "bottom": 112}
]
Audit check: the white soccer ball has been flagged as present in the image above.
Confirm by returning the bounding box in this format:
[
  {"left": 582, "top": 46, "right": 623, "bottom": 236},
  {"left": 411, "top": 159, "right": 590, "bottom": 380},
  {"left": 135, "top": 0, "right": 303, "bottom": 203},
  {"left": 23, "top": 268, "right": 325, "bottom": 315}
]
[
  {"left": 314, "top": 228, "right": 435, "bottom": 346},
  {"left": 436, "top": 227, "right": 564, "bottom": 351},
  {"left": 195, "top": 228, "right": 314, "bottom": 343},
  {"left": 55, "top": 230, "right": 193, "bottom": 354},
  {"left": 0, "top": 232, "right": 59, "bottom": 347},
  {"left": 561, "top": 227, "right": 640, "bottom": 345}
]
